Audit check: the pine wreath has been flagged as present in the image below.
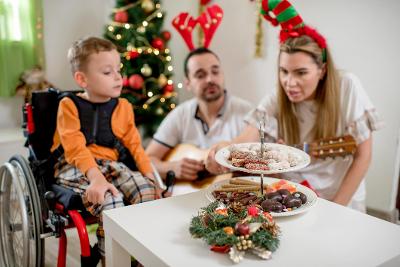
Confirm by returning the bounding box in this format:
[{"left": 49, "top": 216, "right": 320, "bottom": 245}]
[{"left": 189, "top": 201, "right": 280, "bottom": 263}]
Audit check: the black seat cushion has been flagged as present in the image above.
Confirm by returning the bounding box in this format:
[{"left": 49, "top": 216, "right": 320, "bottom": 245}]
[{"left": 51, "top": 184, "right": 85, "bottom": 211}]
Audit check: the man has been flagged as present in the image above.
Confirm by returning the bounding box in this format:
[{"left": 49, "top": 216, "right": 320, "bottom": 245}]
[{"left": 146, "top": 48, "right": 251, "bottom": 181}]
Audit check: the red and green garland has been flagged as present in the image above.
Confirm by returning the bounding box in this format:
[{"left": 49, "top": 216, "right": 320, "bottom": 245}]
[{"left": 189, "top": 201, "right": 280, "bottom": 263}]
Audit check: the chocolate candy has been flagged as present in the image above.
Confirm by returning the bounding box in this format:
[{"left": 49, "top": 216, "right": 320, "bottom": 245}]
[
  {"left": 261, "top": 199, "right": 284, "bottom": 212},
  {"left": 277, "top": 189, "right": 291, "bottom": 200},
  {"left": 282, "top": 195, "right": 302, "bottom": 208},
  {"left": 266, "top": 191, "right": 283, "bottom": 202},
  {"left": 292, "top": 191, "right": 307, "bottom": 204}
]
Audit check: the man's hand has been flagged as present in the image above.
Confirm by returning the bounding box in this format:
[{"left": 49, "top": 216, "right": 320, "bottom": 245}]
[
  {"left": 206, "top": 141, "right": 230, "bottom": 174},
  {"left": 172, "top": 158, "right": 205, "bottom": 181},
  {"left": 86, "top": 167, "right": 119, "bottom": 205}
]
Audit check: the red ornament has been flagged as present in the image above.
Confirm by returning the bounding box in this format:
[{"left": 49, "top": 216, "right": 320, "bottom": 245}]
[
  {"left": 163, "top": 84, "right": 174, "bottom": 94},
  {"left": 114, "top": 11, "right": 128, "bottom": 23},
  {"left": 200, "top": 0, "right": 212, "bottom": 5},
  {"left": 128, "top": 74, "right": 144, "bottom": 90},
  {"left": 161, "top": 31, "right": 171, "bottom": 41},
  {"left": 122, "top": 76, "right": 129, "bottom": 87},
  {"left": 129, "top": 50, "right": 140, "bottom": 60},
  {"left": 234, "top": 222, "right": 250, "bottom": 236},
  {"left": 151, "top": 37, "right": 164, "bottom": 50},
  {"left": 247, "top": 206, "right": 259, "bottom": 217}
]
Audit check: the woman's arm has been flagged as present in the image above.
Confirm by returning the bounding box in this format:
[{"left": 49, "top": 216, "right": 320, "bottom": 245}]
[{"left": 332, "top": 135, "right": 372, "bottom": 206}]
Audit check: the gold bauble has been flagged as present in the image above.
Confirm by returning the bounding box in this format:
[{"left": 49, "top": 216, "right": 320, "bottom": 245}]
[
  {"left": 141, "top": 0, "right": 155, "bottom": 13},
  {"left": 140, "top": 64, "right": 152, "bottom": 77},
  {"left": 155, "top": 107, "right": 164, "bottom": 115},
  {"left": 137, "top": 26, "right": 146, "bottom": 33},
  {"left": 158, "top": 74, "right": 167, "bottom": 87}
]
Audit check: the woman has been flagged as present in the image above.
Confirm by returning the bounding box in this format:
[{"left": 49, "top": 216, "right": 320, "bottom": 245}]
[{"left": 206, "top": 1, "right": 383, "bottom": 212}]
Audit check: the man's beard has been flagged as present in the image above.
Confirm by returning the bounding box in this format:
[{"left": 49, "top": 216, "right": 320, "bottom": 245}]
[{"left": 200, "top": 83, "right": 223, "bottom": 102}]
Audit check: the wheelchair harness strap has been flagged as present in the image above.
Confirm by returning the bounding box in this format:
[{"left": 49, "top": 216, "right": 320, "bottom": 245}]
[{"left": 54, "top": 93, "right": 138, "bottom": 171}]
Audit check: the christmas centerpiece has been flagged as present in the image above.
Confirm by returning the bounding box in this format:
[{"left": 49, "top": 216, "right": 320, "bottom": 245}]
[{"left": 189, "top": 201, "right": 280, "bottom": 263}]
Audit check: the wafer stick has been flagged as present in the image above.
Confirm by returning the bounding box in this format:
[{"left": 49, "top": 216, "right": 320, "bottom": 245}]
[
  {"left": 230, "top": 178, "right": 268, "bottom": 188},
  {"left": 220, "top": 184, "right": 258, "bottom": 188}
]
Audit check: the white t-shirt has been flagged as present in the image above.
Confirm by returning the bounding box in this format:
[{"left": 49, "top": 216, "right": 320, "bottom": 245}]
[
  {"left": 244, "top": 72, "right": 384, "bottom": 212},
  {"left": 153, "top": 93, "right": 252, "bottom": 149}
]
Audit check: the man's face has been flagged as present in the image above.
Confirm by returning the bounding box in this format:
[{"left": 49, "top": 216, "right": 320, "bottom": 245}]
[{"left": 185, "top": 53, "right": 225, "bottom": 102}]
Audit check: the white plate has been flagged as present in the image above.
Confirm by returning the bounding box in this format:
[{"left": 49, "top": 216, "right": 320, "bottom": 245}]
[
  {"left": 205, "top": 176, "right": 318, "bottom": 217},
  {"left": 215, "top": 142, "right": 310, "bottom": 174}
]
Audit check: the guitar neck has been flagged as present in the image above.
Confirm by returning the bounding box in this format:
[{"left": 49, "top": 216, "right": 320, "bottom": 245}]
[{"left": 294, "top": 135, "right": 357, "bottom": 159}]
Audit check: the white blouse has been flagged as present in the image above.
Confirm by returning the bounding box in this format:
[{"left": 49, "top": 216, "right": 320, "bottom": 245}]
[{"left": 244, "top": 72, "right": 384, "bottom": 212}]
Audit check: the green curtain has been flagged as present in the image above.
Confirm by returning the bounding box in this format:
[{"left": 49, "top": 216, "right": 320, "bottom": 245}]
[{"left": 0, "top": 0, "right": 44, "bottom": 97}]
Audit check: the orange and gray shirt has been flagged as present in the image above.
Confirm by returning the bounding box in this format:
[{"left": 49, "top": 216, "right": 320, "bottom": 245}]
[{"left": 51, "top": 95, "right": 152, "bottom": 175}]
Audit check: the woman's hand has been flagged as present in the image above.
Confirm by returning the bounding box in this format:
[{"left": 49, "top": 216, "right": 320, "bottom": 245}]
[{"left": 205, "top": 141, "right": 231, "bottom": 174}]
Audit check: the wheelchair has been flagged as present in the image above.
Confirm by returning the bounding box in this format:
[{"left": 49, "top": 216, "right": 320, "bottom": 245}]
[{"left": 0, "top": 89, "right": 175, "bottom": 267}]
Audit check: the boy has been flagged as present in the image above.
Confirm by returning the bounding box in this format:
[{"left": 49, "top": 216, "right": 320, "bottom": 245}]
[{"left": 51, "top": 36, "right": 158, "bottom": 260}]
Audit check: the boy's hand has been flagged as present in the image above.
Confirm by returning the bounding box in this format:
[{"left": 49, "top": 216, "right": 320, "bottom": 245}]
[{"left": 86, "top": 167, "right": 119, "bottom": 205}]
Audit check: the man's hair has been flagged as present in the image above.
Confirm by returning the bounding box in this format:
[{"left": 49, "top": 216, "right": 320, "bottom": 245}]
[
  {"left": 183, "top": 47, "right": 219, "bottom": 78},
  {"left": 67, "top": 36, "right": 117, "bottom": 73}
]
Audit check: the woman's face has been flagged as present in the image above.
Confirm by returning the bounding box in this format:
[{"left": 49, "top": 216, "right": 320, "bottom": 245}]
[{"left": 279, "top": 51, "right": 326, "bottom": 103}]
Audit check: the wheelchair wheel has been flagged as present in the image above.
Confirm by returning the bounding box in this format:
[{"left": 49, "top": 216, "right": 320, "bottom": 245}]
[{"left": 0, "top": 155, "right": 44, "bottom": 267}]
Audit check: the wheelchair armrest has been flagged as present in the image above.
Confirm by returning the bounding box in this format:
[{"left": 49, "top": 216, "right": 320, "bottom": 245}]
[{"left": 51, "top": 184, "right": 85, "bottom": 211}]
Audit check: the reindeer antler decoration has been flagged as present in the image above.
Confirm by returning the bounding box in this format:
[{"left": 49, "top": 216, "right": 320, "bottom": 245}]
[
  {"left": 172, "top": 4, "right": 223, "bottom": 50},
  {"left": 197, "top": 5, "right": 223, "bottom": 49},
  {"left": 172, "top": 12, "right": 197, "bottom": 51}
]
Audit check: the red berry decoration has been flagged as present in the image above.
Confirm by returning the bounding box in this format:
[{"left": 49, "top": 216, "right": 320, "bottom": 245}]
[
  {"left": 151, "top": 37, "right": 164, "bottom": 50},
  {"left": 161, "top": 31, "right": 171, "bottom": 41},
  {"left": 128, "top": 74, "right": 144, "bottom": 90},
  {"left": 163, "top": 84, "right": 174, "bottom": 94},
  {"left": 114, "top": 11, "right": 128, "bottom": 23},
  {"left": 234, "top": 222, "right": 250, "bottom": 236},
  {"left": 129, "top": 50, "right": 140, "bottom": 60},
  {"left": 122, "top": 76, "right": 129, "bottom": 87}
]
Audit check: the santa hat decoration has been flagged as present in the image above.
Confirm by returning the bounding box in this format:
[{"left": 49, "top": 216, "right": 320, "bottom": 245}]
[
  {"left": 172, "top": 4, "right": 223, "bottom": 51},
  {"left": 261, "top": 0, "right": 327, "bottom": 61}
]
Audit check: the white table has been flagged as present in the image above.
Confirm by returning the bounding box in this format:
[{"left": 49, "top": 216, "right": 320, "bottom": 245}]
[{"left": 104, "top": 190, "right": 400, "bottom": 267}]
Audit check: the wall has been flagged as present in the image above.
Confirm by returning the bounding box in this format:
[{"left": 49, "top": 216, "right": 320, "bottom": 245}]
[{"left": 13, "top": 0, "right": 400, "bottom": 214}]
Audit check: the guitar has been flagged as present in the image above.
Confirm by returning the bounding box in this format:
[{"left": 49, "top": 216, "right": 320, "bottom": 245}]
[
  {"left": 301, "top": 135, "right": 357, "bottom": 159},
  {"left": 162, "top": 144, "right": 233, "bottom": 192},
  {"left": 164, "top": 135, "right": 357, "bottom": 193}
]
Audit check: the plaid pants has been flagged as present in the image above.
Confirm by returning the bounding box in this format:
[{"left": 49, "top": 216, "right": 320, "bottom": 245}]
[{"left": 54, "top": 157, "right": 157, "bottom": 256}]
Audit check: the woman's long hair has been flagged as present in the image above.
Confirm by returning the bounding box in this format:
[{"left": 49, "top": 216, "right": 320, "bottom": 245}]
[{"left": 277, "top": 35, "right": 340, "bottom": 145}]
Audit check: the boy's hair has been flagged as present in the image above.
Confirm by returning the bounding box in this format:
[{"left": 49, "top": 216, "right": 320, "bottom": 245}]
[
  {"left": 67, "top": 36, "right": 117, "bottom": 73},
  {"left": 183, "top": 47, "right": 219, "bottom": 78}
]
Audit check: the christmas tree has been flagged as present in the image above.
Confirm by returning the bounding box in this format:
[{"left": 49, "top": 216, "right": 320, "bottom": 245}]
[{"left": 104, "top": 0, "right": 177, "bottom": 138}]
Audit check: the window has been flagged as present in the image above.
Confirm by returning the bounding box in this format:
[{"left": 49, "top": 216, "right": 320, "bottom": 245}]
[{"left": 0, "top": 0, "right": 44, "bottom": 97}]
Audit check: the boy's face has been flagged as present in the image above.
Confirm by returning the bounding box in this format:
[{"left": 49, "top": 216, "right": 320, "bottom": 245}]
[{"left": 74, "top": 49, "right": 122, "bottom": 102}]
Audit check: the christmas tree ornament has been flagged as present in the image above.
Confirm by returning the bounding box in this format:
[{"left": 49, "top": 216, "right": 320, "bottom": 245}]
[
  {"left": 129, "top": 50, "right": 140, "bottom": 60},
  {"left": 261, "top": 0, "right": 327, "bottom": 61},
  {"left": 172, "top": 4, "right": 223, "bottom": 51},
  {"left": 140, "top": 64, "right": 152, "bottom": 77},
  {"left": 128, "top": 74, "right": 144, "bottom": 89},
  {"left": 155, "top": 107, "right": 164, "bottom": 115},
  {"left": 114, "top": 11, "right": 128, "bottom": 23},
  {"left": 163, "top": 84, "right": 174, "bottom": 94},
  {"left": 158, "top": 74, "right": 167, "bottom": 87},
  {"left": 161, "top": 30, "right": 171, "bottom": 41},
  {"left": 141, "top": 0, "right": 155, "bottom": 13},
  {"left": 122, "top": 76, "right": 129, "bottom": 87},
  {"left": 151, "top": 37, "right": 164, "bottom": 50},
  {"left": 137, "top": 26, "right": 146, "bottom": 33}
]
